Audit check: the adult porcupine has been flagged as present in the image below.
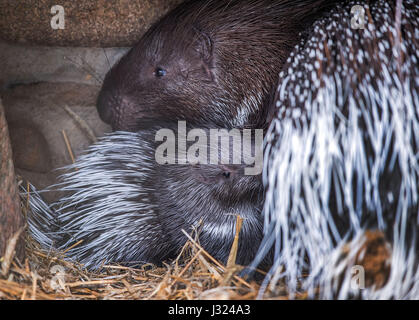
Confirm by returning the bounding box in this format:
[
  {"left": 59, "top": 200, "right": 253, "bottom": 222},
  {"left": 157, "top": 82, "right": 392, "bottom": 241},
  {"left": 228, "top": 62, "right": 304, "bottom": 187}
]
[
  {"left": 23, "top": 0, "right": 332, "bottom": 274},
  {"left": 23, "top": 0, "right": 418, "bottom": 300},
  {"left": 96, "top": 0, "right": 334, "bottom": 130},
  {"left": 26, "top": 124, "right": 266, "bottom": 270},
  {"left": 252, "top": 0, "right": 419, "bottom": 299}
]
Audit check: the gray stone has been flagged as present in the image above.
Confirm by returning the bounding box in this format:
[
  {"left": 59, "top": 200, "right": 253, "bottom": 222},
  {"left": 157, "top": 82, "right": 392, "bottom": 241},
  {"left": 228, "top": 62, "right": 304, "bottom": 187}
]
[
  {"left": 1, "top": 82, "right": 111, "bottom": 202},
  {"left": 0, "top": 41, "right": 129, "bottom": 89}
]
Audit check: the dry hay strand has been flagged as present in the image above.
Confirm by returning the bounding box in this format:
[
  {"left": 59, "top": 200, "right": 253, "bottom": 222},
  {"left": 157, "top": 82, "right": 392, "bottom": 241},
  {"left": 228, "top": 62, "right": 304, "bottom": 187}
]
[
  {"left": 0, "top": 178, "right": 393, "bottom": 300},
  {"left": 0, "top": 127, "right": 288, "bottom": 300},
  {"left": 1, "top": 181, "right": 391, "bottom": 300},
  {"left": 0, "top": 131, "right": 391, "bottom": 300},
  {"left": 0, "top": 194, "right": 284, "bottom": 300}
]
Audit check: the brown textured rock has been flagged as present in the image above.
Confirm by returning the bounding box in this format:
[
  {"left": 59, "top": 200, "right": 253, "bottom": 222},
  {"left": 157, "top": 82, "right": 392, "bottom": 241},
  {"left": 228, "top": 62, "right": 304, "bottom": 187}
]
[
  {"left": 1, "top": 82, "right": 111, "bottom": 203},
  {"left": 0, "top": 0, "right": 184, "bottom": 47},
  {"left": 0, "top": 97, "right": 25, "bottom": 262}
]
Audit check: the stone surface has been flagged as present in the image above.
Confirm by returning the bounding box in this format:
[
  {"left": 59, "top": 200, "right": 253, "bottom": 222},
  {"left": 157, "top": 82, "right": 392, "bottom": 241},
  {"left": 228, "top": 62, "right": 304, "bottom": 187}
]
[
  {"left": 8, "top": 123, "right": 52, "bottom": 173},
  {"left": 0, "top": 41, "right": 129, "bottom": 89},
  {"left": 0, "top": 97, "right": 25, "bottom": 262},
  {"left": 0, "top": 0, "right": 183, "bottom": 47},
  {"left": 1, "top": 82, "right": 111, "bottom": 202}
]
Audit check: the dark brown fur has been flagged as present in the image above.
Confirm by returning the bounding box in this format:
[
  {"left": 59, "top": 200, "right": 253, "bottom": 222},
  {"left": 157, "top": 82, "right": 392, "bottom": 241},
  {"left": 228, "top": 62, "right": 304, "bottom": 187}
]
[{"left": 97, "top": 0, "right": 334, "bottom": 131}]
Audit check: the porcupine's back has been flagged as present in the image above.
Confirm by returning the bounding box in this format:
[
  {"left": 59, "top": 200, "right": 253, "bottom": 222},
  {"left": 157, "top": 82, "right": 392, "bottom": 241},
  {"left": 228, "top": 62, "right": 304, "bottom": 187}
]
[{"left": 256, "top": 0, "right": 419, "bottom": 298}]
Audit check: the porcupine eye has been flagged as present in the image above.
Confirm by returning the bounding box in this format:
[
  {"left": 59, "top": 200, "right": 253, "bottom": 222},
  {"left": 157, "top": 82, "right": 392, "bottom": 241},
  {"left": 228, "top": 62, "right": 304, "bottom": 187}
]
[
  {"left": 154, "top": 67, "right": 167, "bottom": 77},
  {"left": 222, "top": 172, "right": 231, "bottom": 179}
]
